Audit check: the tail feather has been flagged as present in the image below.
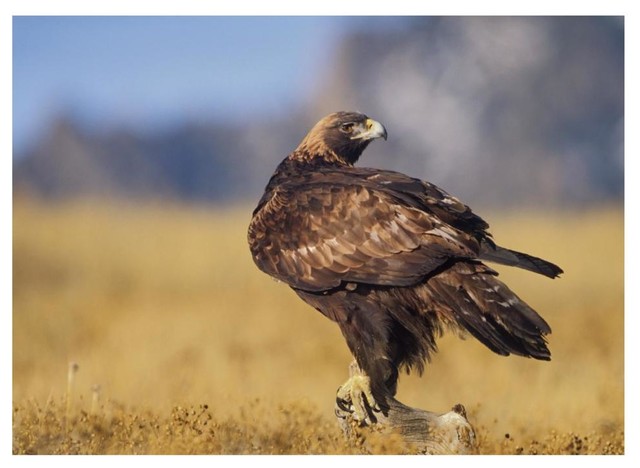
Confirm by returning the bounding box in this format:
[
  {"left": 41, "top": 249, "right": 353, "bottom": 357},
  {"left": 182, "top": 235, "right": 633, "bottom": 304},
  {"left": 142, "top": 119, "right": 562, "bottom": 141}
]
[
  {"left": 426, "top": 261, "right": 552, "bottom": 360},
  {"left": 480, "top": 241, "right": 563, "bottom": 279}
]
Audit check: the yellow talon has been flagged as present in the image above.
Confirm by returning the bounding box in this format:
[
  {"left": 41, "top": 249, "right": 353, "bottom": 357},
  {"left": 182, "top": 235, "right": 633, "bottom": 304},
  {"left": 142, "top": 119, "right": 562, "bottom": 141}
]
[{"left": 336, "top": 371, "right": 381, "bottom": 424}]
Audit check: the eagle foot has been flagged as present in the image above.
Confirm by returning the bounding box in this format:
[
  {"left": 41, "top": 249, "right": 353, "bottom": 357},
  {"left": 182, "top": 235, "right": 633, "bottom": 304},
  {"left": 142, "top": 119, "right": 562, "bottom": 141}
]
[{"left": 336, "top": 373, "right": 381, "bottom": 426}]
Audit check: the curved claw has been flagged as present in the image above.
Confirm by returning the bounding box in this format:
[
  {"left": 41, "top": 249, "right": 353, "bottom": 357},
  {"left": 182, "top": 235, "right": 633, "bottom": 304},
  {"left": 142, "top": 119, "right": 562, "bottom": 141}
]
[{"left": 336, "top": 373, "right": 381, "bottom": 425}]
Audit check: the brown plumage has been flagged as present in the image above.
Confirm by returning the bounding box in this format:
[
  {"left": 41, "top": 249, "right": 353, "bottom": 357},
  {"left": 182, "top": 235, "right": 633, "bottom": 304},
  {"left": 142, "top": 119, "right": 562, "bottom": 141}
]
[{"left": 248, "top": 111, "right": 562, "bottom": 400}]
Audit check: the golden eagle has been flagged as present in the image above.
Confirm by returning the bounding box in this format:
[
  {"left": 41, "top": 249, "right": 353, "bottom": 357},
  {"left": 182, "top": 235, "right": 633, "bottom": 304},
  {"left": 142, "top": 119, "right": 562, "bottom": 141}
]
[{"left": 247, "top": 111, "right": 562, "bottom": 422}]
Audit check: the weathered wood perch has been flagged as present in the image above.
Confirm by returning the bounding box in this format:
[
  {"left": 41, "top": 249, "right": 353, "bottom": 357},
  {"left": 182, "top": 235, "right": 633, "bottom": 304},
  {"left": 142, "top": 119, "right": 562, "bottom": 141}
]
[{"left": 334, "top": 364, "right": 476, "bottom": 454}]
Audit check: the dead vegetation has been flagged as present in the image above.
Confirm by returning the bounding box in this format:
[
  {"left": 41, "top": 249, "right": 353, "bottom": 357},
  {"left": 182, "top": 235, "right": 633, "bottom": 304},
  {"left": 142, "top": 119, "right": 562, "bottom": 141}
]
[
  {"left": 12, "top": 397, "right": 623, "bottom": 455},
  {"left": 12, "top": 199, "right": 624, "bottom": 454}
]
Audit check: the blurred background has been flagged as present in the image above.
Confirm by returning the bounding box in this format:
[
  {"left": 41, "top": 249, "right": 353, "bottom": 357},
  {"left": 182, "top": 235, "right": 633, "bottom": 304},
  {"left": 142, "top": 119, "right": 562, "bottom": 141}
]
[
  {"left": 12, "top": 16, "right": 624, "bottom": 452},
  {"left": 14, "top": 16, "right": 623, "bottom": 207}
]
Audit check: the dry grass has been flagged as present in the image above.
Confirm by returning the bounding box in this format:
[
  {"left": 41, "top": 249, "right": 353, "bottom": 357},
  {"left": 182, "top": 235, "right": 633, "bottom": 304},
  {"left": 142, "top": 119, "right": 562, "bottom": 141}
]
[{"left": 12, "top": 199, "right": 624, "bottom": 454}]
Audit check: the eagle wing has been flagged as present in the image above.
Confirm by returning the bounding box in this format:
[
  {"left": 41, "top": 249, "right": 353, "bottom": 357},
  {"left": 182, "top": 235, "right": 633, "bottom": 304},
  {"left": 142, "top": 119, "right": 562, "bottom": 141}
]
[{"left": 248, "top": 169, "right": 488, "bottom": 292}]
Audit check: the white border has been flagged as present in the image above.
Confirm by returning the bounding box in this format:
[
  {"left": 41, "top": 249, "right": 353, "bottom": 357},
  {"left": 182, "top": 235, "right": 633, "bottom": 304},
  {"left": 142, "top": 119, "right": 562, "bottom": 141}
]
[{"left": 3, "top": 2, "right": 636, "bottom": 466}]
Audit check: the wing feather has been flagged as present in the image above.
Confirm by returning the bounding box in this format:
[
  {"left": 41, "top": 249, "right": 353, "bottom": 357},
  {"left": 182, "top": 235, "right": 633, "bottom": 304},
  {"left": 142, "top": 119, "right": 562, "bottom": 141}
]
[{"left": 248, "top": 173, "right": 484, "bottom": 292}]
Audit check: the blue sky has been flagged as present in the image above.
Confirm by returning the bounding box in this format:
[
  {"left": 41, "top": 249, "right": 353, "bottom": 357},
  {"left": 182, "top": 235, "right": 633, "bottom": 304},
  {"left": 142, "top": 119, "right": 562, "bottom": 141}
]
[{"left": 13, "top": 16, "right": 370, "bottom": 152}]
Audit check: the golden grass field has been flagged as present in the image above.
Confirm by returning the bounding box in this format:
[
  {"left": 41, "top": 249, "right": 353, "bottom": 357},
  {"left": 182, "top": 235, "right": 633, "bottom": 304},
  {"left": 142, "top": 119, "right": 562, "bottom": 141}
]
[{"left": 12, "top": 198, "right": 624, "bottom": 454}]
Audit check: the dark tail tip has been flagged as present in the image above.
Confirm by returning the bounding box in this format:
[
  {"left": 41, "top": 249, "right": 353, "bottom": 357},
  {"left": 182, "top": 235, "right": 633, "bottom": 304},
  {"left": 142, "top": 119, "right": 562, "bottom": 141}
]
[
  {"left": 480, "top": 243, "right": 563, "bottom": 279},
  {"left": 518, "top": 251, "right": 563, "bottom": 279}
]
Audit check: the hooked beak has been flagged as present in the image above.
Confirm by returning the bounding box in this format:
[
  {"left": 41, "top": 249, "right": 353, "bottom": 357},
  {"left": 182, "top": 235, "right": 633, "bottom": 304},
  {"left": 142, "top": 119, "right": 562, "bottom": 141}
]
[{"left": 351, "top": 118, "right": 388, "bottom": 141}]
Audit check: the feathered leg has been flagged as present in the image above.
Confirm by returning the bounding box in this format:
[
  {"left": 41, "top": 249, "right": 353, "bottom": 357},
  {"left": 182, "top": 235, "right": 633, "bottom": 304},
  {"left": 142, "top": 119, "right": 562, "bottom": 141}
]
[
  {"left": 296, "top": 287, "right": 404, "bottom": 422},
  {"left": 332, "top": 303, "right": 399, "bottom": 423}
]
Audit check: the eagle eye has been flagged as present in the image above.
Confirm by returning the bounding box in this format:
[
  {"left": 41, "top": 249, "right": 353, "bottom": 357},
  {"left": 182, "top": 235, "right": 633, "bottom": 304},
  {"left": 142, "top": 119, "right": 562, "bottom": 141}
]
[{"left": 339, "top": 122, "right": 355, "bottom": 133}]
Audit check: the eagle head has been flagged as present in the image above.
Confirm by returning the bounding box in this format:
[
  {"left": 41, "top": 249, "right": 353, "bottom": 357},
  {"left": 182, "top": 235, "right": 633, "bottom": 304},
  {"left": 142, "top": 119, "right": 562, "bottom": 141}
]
[{"left": 294, "top": 111, "right": 388, "bottom": 165}]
